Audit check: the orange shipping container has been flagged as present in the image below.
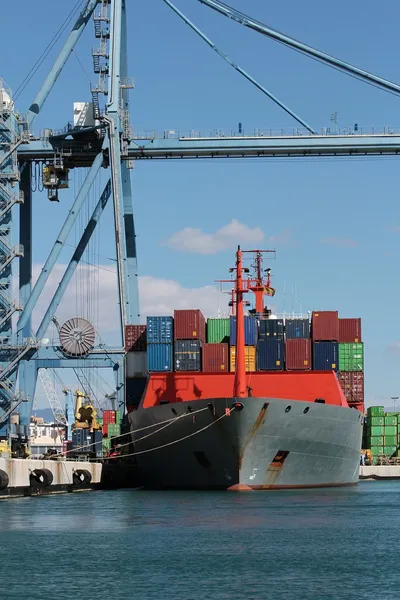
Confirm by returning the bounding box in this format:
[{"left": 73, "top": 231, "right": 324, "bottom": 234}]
[{"left": 230, "top": 346, "right": 256, "bottom": 372}]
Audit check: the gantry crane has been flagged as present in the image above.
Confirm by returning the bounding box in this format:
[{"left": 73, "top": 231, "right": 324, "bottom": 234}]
[{"left": 1, "top": 0, "right": 399, "bottom": 446}]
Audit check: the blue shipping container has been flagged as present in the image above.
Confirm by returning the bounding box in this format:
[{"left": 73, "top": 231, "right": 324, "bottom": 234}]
[
  {"left": 312, "top": 341, "right": 339, "bottom": 371},
  {"left": 230, "top": 316, "right": 258, "bottom": 346},
  {"left": 147, "top": 343, "right": 173, "bottom": 372},
  {"left": 285, "top": 318, "right": 310, "bottom": 339},
  {"left": 258, "top": 318, "right": 284, "bottom": 339},
  {"left": 146, "top": 316, "right": 173, "bottom": 343},
  {"left": 174, "top": 340, "right": 202, "bottom": 371},
  {"left": 257, "top": 339, "right": 285, "bottom": 371}
]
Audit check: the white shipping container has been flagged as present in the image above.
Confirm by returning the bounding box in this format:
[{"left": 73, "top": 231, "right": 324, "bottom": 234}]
[{"left": 126, "top": 351, "right": 147, "bottom": 377}]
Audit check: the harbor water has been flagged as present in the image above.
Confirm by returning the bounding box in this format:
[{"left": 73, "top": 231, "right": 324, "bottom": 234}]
[{"left": 1, "top": 482, "right": 400, "bottom": 599}]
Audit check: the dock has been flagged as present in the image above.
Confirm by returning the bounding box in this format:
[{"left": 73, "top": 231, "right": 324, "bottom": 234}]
[{"left": 0, "top": 457, "right": 102, "bottom": 499}]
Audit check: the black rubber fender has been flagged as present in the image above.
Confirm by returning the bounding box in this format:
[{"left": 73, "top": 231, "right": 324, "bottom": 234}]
[
  {"left": 73, "top": 469, "right": 92, "bottom": 486},
  {"left": 0, "top": 469, "right": 9, "bottom": 490},
  {"left": 30, "top": 468, "right": 54, "bottom": 488}
]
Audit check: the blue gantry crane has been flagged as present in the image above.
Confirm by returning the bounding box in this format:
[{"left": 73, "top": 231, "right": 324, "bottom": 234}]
[{"left": 1, "top": 0, "right": 399, "bottom": 450}]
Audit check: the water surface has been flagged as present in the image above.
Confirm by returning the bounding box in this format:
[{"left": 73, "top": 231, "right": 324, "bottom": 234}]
[{"left": 1, "top": 482, "right": 399, "bottom": 599}]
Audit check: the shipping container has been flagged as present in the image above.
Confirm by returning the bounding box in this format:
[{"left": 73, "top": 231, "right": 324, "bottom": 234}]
[
  {"left": 384, "top": 436, "right": 397, "bottom": 446},
  {"left": 284, "top": 318, "right": 310, "bottom": 339},
  {"left": 207, "top": 318, "right": 230, "bottom": 343},
  {"left": 103, "top": 410, "right": 116, "bottom": 425},
  {"left": 258, "top": 318, "right": 284, "bottom": 340},
  {"left": 337, "top": 372, "right": 364, "bottom": 403},
  {"left": 384, "top": 446, "right": 397, "bottom": 457},
  {"left": 312, "top": 341, "right": 338, "bottom": 371},
  {"left": 369, "top": 425, "right": 384, "bottom": 437},
  {"left": 367, "top": 406, "right": 384, "bottom": 417},
  {"left": 339, "top": 318, "right": 362, "bottom": 343},
  {"left": 125, "top": 325, "right": 147, "bottom": 351},
  {"left": 202, "top": 343, "right": 229, "bottom": 372},
  {"left": 62, "top": 440, "right": 72, "bottom": 454},
  {"left": 311, "top": 311, "right": 339, "bottom": 341},
  {"left": 126, "top": 377, "right": 147, "bottom": 408},
  {"left": 285, "top": 339, "right": 311, "bottom": 370},
  {"left": 230, "top": 316, "right": 258, "bottom": 346},
  {"left": 385, "top": 416, "right": 397, "bottom": 426},
  {"left": 147, "top": 343, "right": 173, "bottom": 372},
  {"left": 126, "top": 351, "right": 147, "bottom": 377},
  {"left": 384, "top": 426, "right": 397, "bottom": 437},
  {"left": 371, "top": 436, "right": 384, "bottom": 446},
  {"left": 370, "top": 446, "right": 383, "bottom": 456},
  {"left": 257, "top": 339, "right": 285, "bottom": 371},
  {"left": 174, "top": 340, "right": 202, "bottom": 371},
  {"left": 174, "top": 310, "right": 206, "bottom": 342},
  {"left": 146, "top": 316, "right": 174, "bottom": 343},
  {"left": 338, "top": 343, "right": 364, "bottom": 371},
  {"left": 230, "top": 346, "right": 256, "bottom": 372}
]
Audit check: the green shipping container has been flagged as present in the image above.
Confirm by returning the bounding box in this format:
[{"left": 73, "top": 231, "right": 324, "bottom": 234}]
[
  {"left": 385, "top": 412, "right": 399, "bottom": 416},
  {"left": 368, "top": 425, "right": 384, "bottom": 437},
  {"left": 384, "top": 426, "right": 397, "bottom": 437},
  {"left": 371, "top": 436, "right": 384, "bottom": 446},
  {"left": 102, "top": 438, "right": 111, "bottom": 450},
  {"left": 207, "top": 318, "right": 230, "bottom": 343},
  {"left": 385, "top": 416, "right": 397, "bottom": 426},
  {"left": 116, "top": 411, "right": 121, "bottom": 425},
  {"left": 384, "top": 436, "right": 397, "bottom": 446},
  {"left": 338, "top": 343, "right": 364, "bottom": 371},
  {"left": 370, "top": 446, "right": 384, "bottom": 456},
  {"left": 367, "top": 406, "right": 384, "bottom": 417},
  {"left": 397, "top": 414, "right": 400, "bottom": 424},
  {"left": 108, "top": 424, "right": 121, "bottom": 437},
  {"left": 384, "top": 446, "right": 397, "bottom": 457},
  {"left": 370, "top": 417, "right": 384, "bottom": 427}
]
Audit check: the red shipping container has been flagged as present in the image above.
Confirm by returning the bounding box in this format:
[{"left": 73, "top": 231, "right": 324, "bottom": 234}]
[
  {"left": 125, "top": 325, "right": 147, "bottom": 352},
  {"left": 338, "top": 371, "right": 364, "bottom": 403},
  {"left": 202, "top": 343, "right": 229, "bottom": 372},
  {"left": 312, "top": 311, "right": 339, "bottom": 341},
  {"left": 285, "top": 339, "right": 311, "bottom": 370},
  {"left": 339, "top": 318, "right": 362, "bottom": 343},
  {"left": 62, "top": 441, "right": 72, "bottom": 455},
  {"left": 103, "top": 410, "right": 116, "bottom": 425},
  {"left": 174, "top": 309, "right": 206, "bottom": 342}
]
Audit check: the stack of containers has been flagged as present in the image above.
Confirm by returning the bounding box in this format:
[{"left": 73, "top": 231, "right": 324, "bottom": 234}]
[
  {"left": 174, "top": 310, "right": 205, "bottom": 371},
  {"left": 125, "top": 325, "right": 147, "bottom": 378},
  {"left": 311, "top": 311, "right": 339, "bottom": 371},
  {"left": 147, "top": 316, "right": 174, "bottom": 371},
  {"left": 337, "top": 318, "right": 364, "bottom": 412},
  {"left": 102, "top": 409, "right": 116, "bottom": 436},
  {"left": 364, "top": 406, "right": 399, "bottom": 462},
  {"left": 230, "top": 316, "right": 257, "bottom": 372},
  {"left": 285, "top": 318, "right": 311, "bottom": 370},
  {"left": 203, "top": 318, "right": 230, "bottom": 372},
  {"left": 257, "top": 319, "right": 284, "bottom": 371}
]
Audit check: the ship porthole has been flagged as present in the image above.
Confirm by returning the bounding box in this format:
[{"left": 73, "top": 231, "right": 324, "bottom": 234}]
[
  {"left": 303, "top": 407, "right": 310, "bottom": 414},
  {"left": 285, "top": 406, "right": 292, "bottom": 413}
]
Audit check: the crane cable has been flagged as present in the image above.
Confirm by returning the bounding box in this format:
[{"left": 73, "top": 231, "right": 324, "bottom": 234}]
[{"left": 14, "top": 0, "right": 85, "bottom": 100}]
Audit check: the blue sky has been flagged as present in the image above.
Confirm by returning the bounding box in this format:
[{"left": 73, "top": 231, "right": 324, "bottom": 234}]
[{"left": 3, "top": 0, "right": 400, "bottom": 408}]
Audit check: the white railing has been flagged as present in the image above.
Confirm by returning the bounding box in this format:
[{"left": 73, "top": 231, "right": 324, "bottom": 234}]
[{"left": 130, "top": 126, "right": 400, "bottom": 141}]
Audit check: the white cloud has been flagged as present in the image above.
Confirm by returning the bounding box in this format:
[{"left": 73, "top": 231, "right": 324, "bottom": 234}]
[
  {"left": 165, "top": 218, "right": 265, "bottom": 254},
  {"left": 23, "top": 265, "right": 230, "bottom": 343}
]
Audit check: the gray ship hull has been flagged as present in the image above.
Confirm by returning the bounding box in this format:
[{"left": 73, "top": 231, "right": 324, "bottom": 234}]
[{"left": 128, "top": 397, "right": 363, "bottom": 490}]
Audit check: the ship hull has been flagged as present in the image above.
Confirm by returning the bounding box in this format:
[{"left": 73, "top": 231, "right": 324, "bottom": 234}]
[{"left": 128, "top": 397, "right": 363, "bottom": 490}]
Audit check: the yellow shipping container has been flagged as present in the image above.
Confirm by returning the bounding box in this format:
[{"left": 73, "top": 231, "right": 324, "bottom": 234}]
[{"left": 230, "top": 346, "right": 256, "bottom": 372}]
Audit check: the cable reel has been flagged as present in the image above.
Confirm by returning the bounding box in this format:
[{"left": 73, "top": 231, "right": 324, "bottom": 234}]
[{"left": 59, "top": 317, "right": 96, "bottom": 357}]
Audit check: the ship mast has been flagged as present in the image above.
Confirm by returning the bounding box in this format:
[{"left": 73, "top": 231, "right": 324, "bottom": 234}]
[
  {"left": 245, "top": 249, "right": 276, "bottom": 315},
  {"left": 234, "top": 246, "right": 248, "bottom": 398}
]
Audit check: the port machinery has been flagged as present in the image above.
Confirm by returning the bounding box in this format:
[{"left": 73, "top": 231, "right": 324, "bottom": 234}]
[{"left": 1, "top": 0, "right": 400, "bottom": 448}]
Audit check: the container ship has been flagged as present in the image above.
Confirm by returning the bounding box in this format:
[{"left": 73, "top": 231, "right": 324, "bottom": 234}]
[{"left": 125, "top": 248, "right": 364, "bottom": 490}]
